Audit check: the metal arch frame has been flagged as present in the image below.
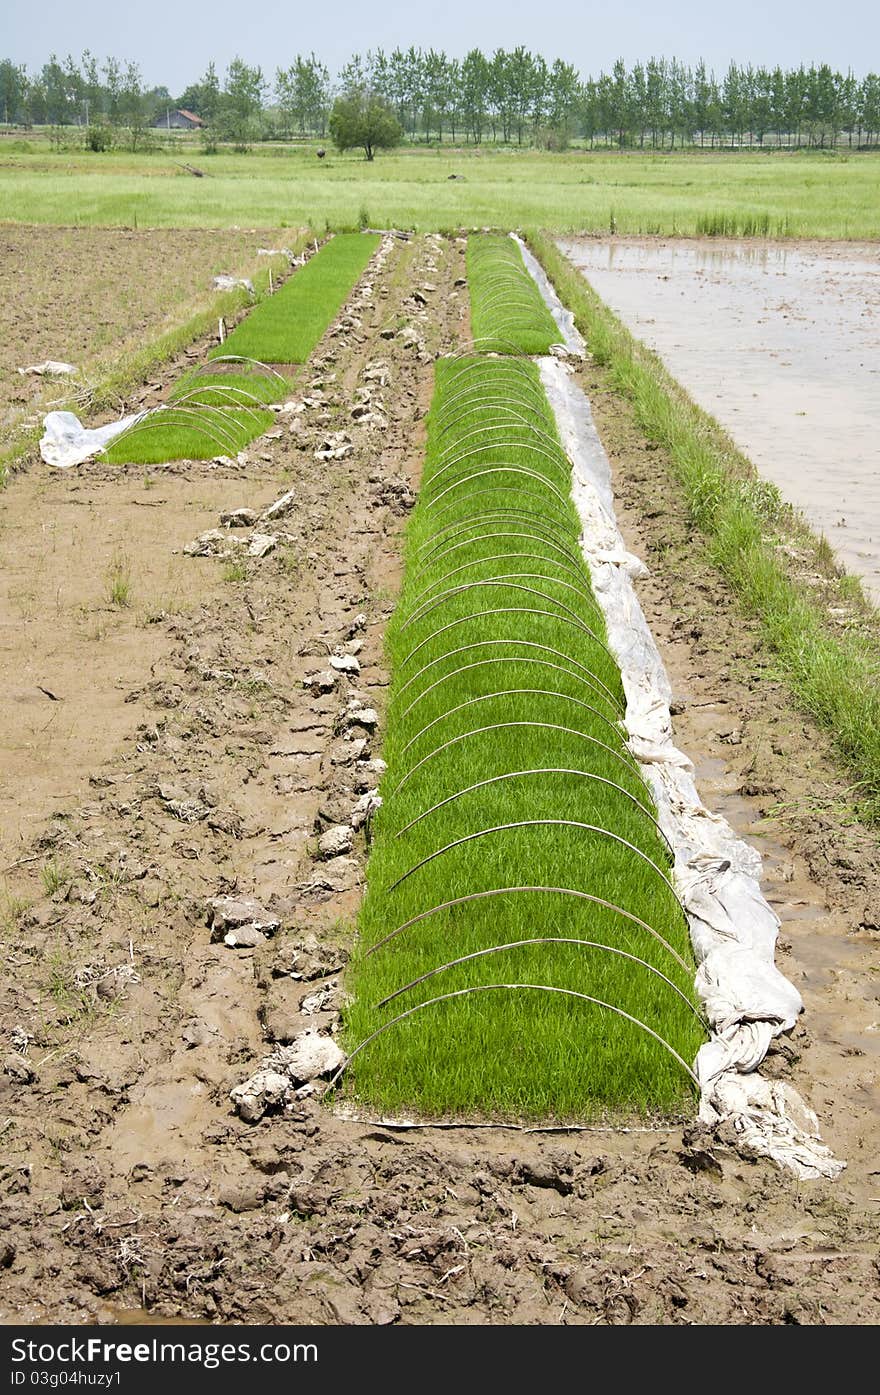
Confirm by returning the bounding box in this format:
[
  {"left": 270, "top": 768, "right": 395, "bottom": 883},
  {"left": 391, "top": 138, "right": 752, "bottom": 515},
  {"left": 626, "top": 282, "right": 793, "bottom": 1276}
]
[
  {"left": 386, "top": 820, "right": 679, "bottom": 906},
  {"left": 412, "top": 533, "right": 585, "bottom": 587},
  {"left": 390, "top": 722, "right": 642, "bottom": 801},
  {"left": 170, "top": 383, "right": 276, "bottom": 413},
  {"left": 424, "top": 467, "right": 572, "bottom": 514},
  {"left": 436, "top": 337, "right": 545, "bottom": 367},
  {"left": 108, "top": 404, "right": 250, "bottom": 456},
  {"left": 398, "top": 687, "right": 631, "bottom": 764},
  {"left": 435, "top": 399, "right": 552, "bottom": 441},
  {"left": 472, "top": 317, "right": 560, "bottom": 339},
  {"left": 440, "top": 343, "right": 547, "bottom": 391},
  {"left": 108, "top": 352, "right": 288, "bottom": 458},
  {"left": 433, "top": 394, "right": 552, "bottom": 439},
  {"left": 168, "top": 389, "right": 270, "bottom": 427},
  {"left": 333, "top": 985, "right": 700, "bottom": 1091},
  {"left": 204, "top": 353, "right": 290, "bottom": 387},
  {"left": 476, "top": 290, "right": 549, "bottom": 318},
  {"left": 431, "top": 416, "right": 567, "bottom": 467},
  {"left": 397, "top": 607, "right": 621, "bottom": 682},
  {"left": 423, "top": 438, "right": 572, "bottom": 495},
  {"left": 393, "top": 767, "right": 671, "bottom": 855},
  {"left": 374, "top": 940, "right": 703, "bottom": 1022},
  {"left": 425, "top": 487, "right": 575, "bottom": 535},
  {"left": 469, "top": 268, "right": 543, "bottom": 301},
  {"left": 365, "top": 885, "right": 692, "bottom": 975},
  {"left": 414, "top": 512, "right": 579, "bottom": 564},
  {"left": 433, "top": 369, "right": 549, "bottom": 423},
  {"left": 474, "top": 305, "right": 557, "bottom": 337},
  {"left": 408, "top": 557, "right": 601, "bottom": 611},
  {"left": 472, "top": 283, "right": 547, "bottom": 310},
  {"left": 399, "top": 577, "right": 601, "bottom": 637},
  {"left": 468, "top": 255, "right": 535, "bottom": 279},
  {"left": 394, "top": 655, "right": 624, "bottom": 727},
  {"left": 470, "top": 273, "right": 537, "bottom": 297},
  {"left": 417, "top": 510, "right": 580, "bottom": 554},
  {"left": 394, "top": 640, "right": 625, "bottom": 717}
]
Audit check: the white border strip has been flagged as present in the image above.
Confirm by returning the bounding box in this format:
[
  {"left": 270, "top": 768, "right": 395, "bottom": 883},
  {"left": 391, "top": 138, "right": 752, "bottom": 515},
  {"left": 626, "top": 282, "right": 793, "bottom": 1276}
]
[{"left": 513, "top": 234, "right": 586, "bottom": 358}]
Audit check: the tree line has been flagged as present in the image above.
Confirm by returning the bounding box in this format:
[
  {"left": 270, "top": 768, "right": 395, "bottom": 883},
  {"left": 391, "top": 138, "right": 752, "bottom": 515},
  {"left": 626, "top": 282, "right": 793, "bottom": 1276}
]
[{"left": 2, "top": 48, "right": 879, "bottom": 150}]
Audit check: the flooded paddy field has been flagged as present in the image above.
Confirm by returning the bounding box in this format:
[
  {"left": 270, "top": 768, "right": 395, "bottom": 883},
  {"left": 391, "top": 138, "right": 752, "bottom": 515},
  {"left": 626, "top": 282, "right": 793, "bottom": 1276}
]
[{"left": 558, "top": 236, "right": 880, "bottom": 605}]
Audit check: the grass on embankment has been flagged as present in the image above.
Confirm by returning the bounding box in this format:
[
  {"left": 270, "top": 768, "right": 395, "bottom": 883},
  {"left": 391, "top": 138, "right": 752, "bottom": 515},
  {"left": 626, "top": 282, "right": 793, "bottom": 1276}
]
[
  {"left": 529, "top": 231, "right": 880, "bottom": 815},
  {"left": 467, "top": 234, "right": 560, "bottom": 354},
  {"left": 212, "top": 232, "right": 380, "bottom": 364},
  {"left": 344, "top": 355, "right": 705, "bottom": 1119}
]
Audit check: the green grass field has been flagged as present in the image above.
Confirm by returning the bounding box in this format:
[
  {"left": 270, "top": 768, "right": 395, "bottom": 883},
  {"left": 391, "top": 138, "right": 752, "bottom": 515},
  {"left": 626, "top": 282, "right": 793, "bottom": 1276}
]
[
  {"left": 344, "top": 354, "right": 705, "bottom": 1119},
  {"left": 0, "top": 144, "right": 877, "bottom": 237},
  {"left": 211, "top": 232, "right": 380, "bottom": 363},
  {"left": 467, "top": 234, "right": 560, "bottom": 353}
]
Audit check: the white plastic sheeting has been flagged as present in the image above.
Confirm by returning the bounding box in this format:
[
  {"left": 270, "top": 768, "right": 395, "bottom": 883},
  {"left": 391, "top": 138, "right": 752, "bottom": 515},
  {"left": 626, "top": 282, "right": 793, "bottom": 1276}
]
[
  {"left": 539, "top": 355, "right": 843, "bottom": 1180},
  {"left": 40, "top": 409, "right": 144, "bottom": 469},
  {"left": 19, "top": 360, "right": 76, "bottom": 377},
  {"left": 512, "top": 234, "right": 586, "bottom": 359},
  {"left": 212, "top": 274, "right": 255, "bottom": 294}
]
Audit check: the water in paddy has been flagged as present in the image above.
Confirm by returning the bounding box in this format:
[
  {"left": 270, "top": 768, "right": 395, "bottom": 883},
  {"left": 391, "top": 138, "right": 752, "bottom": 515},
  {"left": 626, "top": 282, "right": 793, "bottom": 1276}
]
[{"left": 558, "top": 237, "right": 880, "bottom": 606}]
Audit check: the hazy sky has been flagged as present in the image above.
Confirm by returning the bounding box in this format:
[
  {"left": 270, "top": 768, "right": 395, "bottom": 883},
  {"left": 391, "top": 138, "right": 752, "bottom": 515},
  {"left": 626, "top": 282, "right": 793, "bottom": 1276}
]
[{"left": 5, "top": 0, "right": 878, "bottom": 93}]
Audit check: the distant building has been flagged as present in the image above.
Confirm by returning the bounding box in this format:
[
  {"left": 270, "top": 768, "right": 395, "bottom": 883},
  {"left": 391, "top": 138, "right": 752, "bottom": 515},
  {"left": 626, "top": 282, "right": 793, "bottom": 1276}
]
[{"left": 153, "top": 109, "right": 205, "bottom": 130}]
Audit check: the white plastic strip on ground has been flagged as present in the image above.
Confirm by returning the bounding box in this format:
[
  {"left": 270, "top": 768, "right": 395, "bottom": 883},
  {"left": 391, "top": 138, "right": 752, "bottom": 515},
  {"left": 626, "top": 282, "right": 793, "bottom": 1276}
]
[
  {"left": 538, "top": 354, "right": 843, "bottom": 1179},
  {"left": 513, "top": 234, "right": 586, "bottom": 359},
  {"left": 40, "top": 409, "right": 144, "bottom": 468}
]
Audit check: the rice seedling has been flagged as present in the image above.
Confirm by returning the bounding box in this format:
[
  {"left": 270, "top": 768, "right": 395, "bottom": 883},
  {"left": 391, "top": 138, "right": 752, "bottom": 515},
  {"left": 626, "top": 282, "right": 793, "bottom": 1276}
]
[
  {"left": 467, "top": 235, "right": 560, "bottom": 355},
  {"left": 211, "top": 232, "right": 380, "bottom": 364},
  {"left": 41, "top": 859, "right": 70, "bottom": 897},
  {"left": 100, "top": 231, "right": 380, "bottom": 466},
  {"left": 101, "top": 358, "right": 286, "bottom": 465},
  {"left": 343, "top": 354, "right": 705, "bottom": 1120},
  {"left": 694, "top": 210, "right": 774, "bottom": 237}
]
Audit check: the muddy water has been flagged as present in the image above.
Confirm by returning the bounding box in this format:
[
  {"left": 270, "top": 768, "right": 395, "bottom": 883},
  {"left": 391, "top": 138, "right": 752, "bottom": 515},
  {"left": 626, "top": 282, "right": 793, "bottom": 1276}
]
[{"left": 558, "top": 237, "right": 880, "bottom": 605}]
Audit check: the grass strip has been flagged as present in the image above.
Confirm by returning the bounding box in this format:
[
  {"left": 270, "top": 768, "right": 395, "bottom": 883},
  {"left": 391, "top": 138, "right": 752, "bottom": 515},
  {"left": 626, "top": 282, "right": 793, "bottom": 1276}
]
[
  {"left": 344, "top": 354, "right": 705, "bottom": 1120},
  {"left": 2, "top": 148, "right": 877, "bottom": 239},
  {"left": 467, "top": 234, "right": 560, "bottom": 355},
  {"left": 211, "top": 232, "right": 380, "bottom": 364},
  {"left": 529, "top": 231, "right": 880, "bottom": 817}
]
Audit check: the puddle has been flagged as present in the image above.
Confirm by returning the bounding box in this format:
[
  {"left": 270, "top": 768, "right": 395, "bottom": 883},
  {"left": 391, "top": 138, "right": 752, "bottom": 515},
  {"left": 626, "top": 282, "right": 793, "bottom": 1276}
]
[{"left": 558, "top": 236, "right": 880, "bottom": 605}]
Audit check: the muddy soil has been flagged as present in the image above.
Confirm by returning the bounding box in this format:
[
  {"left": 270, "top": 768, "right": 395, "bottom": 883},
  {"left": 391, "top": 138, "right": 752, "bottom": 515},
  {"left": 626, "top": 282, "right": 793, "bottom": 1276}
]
[
  {"left": 0, "top": 225, "right": 293, "bottom": 434},
  {"left": 0, "top": 235, "right": 878, "bottom": 1327}
]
